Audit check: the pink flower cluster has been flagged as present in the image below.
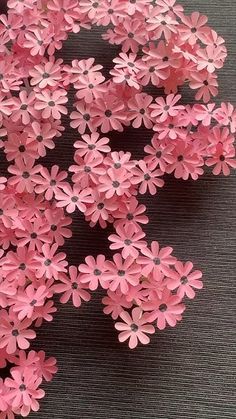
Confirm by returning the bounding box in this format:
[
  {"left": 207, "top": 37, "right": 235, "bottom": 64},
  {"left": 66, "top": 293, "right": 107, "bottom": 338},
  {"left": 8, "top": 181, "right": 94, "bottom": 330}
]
[{"left": 0, "top": 0, "right": 235, "bottom": 417}]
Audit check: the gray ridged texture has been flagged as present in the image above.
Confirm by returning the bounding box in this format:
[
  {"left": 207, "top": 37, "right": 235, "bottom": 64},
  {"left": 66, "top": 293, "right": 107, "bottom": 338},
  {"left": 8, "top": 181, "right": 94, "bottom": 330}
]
[{"left": 0, "top": 1, "right": 235, "bottom": 418}]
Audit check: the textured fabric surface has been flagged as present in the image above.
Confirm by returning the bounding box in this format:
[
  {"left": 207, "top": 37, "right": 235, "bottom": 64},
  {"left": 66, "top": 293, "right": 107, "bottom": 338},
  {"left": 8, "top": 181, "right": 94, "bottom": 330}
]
[{"left": 1, "top": 1, "right": 236, "bottom": 418}]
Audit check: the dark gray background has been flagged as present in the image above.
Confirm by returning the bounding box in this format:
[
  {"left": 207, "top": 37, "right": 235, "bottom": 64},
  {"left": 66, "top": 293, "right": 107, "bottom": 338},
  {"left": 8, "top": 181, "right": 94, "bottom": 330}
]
[{"left": 1, "top": 1, "right": 236, "bottom": 418}]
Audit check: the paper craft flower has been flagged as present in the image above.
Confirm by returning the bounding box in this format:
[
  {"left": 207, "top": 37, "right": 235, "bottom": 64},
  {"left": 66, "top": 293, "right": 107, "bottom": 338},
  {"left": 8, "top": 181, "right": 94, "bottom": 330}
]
[{"left": 0, "top": 0, "right": 235, "bottom": 417}]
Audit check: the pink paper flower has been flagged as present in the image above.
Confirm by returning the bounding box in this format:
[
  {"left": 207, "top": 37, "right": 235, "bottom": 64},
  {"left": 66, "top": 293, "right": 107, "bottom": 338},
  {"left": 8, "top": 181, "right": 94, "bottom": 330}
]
[
  {"left": 98, "top": 167, "right": 132, "bottom": 199},
  {"left": 54, "top": 266, "right": 91, "bottom": 307},
  {"left": 74, "top": 132, "right": 111, "bottom": 158},
  {"left": 131, "top": 160, "right": 164, "bottom": 195},
  {"left": 115, "top": 307, "right": 155, "bottom": 349}
]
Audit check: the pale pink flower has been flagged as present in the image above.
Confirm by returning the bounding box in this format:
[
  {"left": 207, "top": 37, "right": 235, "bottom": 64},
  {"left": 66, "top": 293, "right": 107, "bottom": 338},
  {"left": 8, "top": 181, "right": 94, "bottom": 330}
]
[
  {"left": 104, "top": 253, "right": 141, "bottom": 294},
  {"left": 92, "top": 96, "right": 127, "bottom": 133},
  {"left": 26, "top": 121, "right": 57, "bottom": 157},
  {"left": 137, "top": 241, "right": 177, "bottom": 280},
  {"left": 79, "top": 255, "right": 108, "bottom": 291},
  {"left": 144, "top": 135, "right": 175, "bottom": 171},
  {"left": 55, "top": 184, "right": 93, "bottom": 213},
  {"left": 166, "top": 261, "right": 203, "bottom": 299},
  {"left": 5, "top": 368, "right": 45, "bottom": 415},
  {"left": 131, "top": 160, "right": 164, "bottom": 195},
  {"left": 70, "top": 102, "right": 96, "bottom": 134},
  {"left": 29, "top": 58, "right": 63, "bottom": 89},
  {"left": 74, "top": 132, "right": 111, "bottom": 158},
  {"left": 44, "top": 208, "right": 72, "bottom": 246},
  {"left": 127, "top": 93, "right": 153, "bottom": 129},
  {"left": 15, "top": 218, "right": 51, "bottom": 251},
  {"left": 189, "top": 71, "right": 218, "bottom": 103},
  {"left": 98, "top": 168, "right": 132, "bottom": 199},
  {"left": 74, "top": 73, "right": 106, "bottom": 103},
  {"left": 0, "top": 309, "right": 36, "bottom": 354},
  {"left": 102, "top": 290, "right": 132, "bottom": 320},
  {"left": 196, "top": 46, "right": 226, "bottom": 73},
  {"left": 150, "top": 94, "right": 184, "bottom": 122},
  {"left": 108, "top": 224, "right": 147, "bottom": 259},
  {"left": 54, "top": 266, "right": 91, "bottom": 307},
  {"left": 8, "top": 158, "right": 41, "bottom": 193},
  {"left": 34, "top": 165, "right": 68, "bottom": 200},
  {"left": 179, "top": 12, "right": 209, "bottom": 45},
  {"left": 35, "top": 243, "right": 68, "bottom": 280},
  {"left": 11, "top": 91, "right": 38, "bottom": 125},
  {"left": 142, "top": 289, "right": 185, "bottom": 330},
  {"left": 35, "top": 89, "right": 68, "bottom": 119},
  {"left": 115, "top": 307, "right": 155, "bottom": 349},
  {"left": 147, "top": 12, "right": 178, "bottom": 40},
  {"left": 12, "top": 285, "right": 48, "bottom": 320}
]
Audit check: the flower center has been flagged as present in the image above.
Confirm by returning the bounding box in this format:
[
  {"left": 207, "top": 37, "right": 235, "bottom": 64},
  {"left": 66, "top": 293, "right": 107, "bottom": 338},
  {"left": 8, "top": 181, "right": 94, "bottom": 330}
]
[
  {"left": 124, "top": 239, "right": 132, "bottom": 245},
  {"left": 48, "top": 101, "right": 55, "bottom": 107},
  {"left": 19, "top": 384, "right": 26, "bottom": 391},
  {"left": 12, "top": 329, "right": 19, "bottom": 337},
  {"left": 19, "top": 263, "right": 26, "bottom": 270},
  {"left": 51, "top": 224, "right": 57, "bottom": 231},
  {"left": 131, "top": 323, "right": 138, "bottom": 332},
  {"left": 71, "top": 196, "right": 78, "bottom": 202},
  {"left": 44, "top": 259, "right": 52, "bottom": 266},
  {"left": 31, "top": 232, "right": 37, "bottom": 239}
]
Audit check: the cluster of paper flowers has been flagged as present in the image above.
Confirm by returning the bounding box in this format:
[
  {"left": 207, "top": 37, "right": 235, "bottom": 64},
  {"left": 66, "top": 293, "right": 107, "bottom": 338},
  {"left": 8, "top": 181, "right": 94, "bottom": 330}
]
[{"left": 0, "top": 0, "right": 236, "bottom": 417}]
